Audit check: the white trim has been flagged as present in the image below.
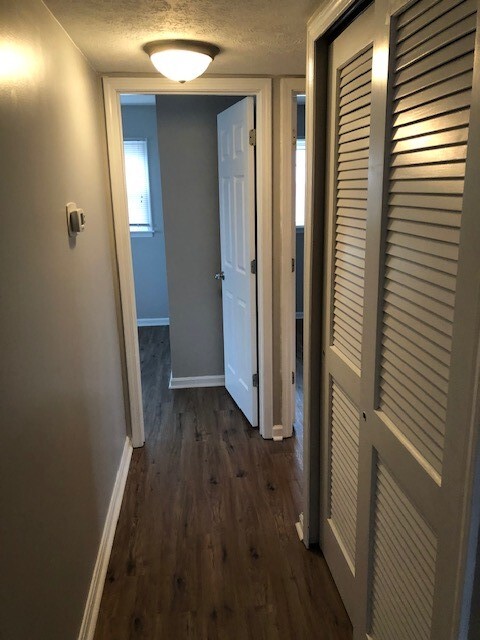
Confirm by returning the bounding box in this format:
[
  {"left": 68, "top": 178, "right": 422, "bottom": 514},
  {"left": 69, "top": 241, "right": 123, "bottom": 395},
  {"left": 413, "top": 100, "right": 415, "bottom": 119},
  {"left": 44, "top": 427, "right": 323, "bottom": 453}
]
[
  {"left": 295, "top": 513, "right": 305, "bottom": 542},
  {"left": 296, "top": 312, "right": 304, "bottom": 320},
  {"left": 279, "top": 78, "right": 306, "bottom": 441},
  {"left": 272, "top": 424, "right": 284, "bottom": 442},
  {"left": 137, "top": 317, "right": 169, "bottom": 327},
  {"left": 308, "top": 0, "right": 358, "bottom": 33},
  {"left": 78, "top": 437, "right": 132, "bottom": 640},
  {"left": 169, "top": 373, "right": 225, "bottom": 389},
  {"left": 103, "top": 76, "right": 274, "bottom": 444}
]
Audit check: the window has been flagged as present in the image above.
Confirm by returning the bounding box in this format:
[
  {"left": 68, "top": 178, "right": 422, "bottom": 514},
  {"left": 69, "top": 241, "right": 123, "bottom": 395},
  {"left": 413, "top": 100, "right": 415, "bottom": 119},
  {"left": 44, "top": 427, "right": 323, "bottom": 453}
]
[
  {"left": 123, "top": 139, "right": 153, "bottom": 234},
  {"left": 295, "top": 138, "right": 306, "bottom": 227}
]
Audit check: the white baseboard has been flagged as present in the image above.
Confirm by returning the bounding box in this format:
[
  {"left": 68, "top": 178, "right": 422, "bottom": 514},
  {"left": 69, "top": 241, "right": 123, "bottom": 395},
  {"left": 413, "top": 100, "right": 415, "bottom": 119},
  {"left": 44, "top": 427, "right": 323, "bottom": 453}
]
[
  {"left": 272, "top": 423, "right": 293, "bottom": 440},
  {"left": 169, "top": 372, "right": 225, "bottom": 389},
  {"left": 137, "top": 317, "right": 169, "bottom": 327},
  {"left": 272, "top": 424, "right": 284, "bottom": 441},
  {"left": 296, "top": 312, "right": 304, "bottom": 320},
  {"left": 295, "top": 512, "right": 304, "bottom": 542},
  {"left": 78, "top": 437, "right": 133, "bottom": 640}
]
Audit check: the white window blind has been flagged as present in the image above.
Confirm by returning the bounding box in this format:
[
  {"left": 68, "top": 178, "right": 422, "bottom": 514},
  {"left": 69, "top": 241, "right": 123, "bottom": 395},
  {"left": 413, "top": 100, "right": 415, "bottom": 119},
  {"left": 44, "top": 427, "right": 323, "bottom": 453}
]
[
  {"left": 123, "top": 139, "right": 153, "bottom": 233},
  {"left": 296, "top": 138, "right": 306, "bottom": 227}
]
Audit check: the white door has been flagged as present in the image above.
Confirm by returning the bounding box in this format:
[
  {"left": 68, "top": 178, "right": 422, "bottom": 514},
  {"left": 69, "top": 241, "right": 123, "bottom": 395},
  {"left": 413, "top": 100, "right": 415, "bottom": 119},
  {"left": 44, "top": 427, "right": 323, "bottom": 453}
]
[
  {"left": 316, "top": 0, "right": 480, "bottom": 637},
  {"left": 357, "top": 1, "right": 478, "bottom": 637},
  {"left": 217, "top": 97, "right": 258, "bottom": 427},
  {"left": 320, "top": 4, "right": 375, "bottom": 620}
]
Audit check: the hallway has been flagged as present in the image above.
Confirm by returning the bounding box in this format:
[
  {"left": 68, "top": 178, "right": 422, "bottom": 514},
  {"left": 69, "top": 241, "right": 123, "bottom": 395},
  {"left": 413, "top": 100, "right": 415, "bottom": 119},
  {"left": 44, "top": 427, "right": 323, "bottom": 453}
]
[{"left": 94, "top": 327, "right": 351, "bottom": 639}]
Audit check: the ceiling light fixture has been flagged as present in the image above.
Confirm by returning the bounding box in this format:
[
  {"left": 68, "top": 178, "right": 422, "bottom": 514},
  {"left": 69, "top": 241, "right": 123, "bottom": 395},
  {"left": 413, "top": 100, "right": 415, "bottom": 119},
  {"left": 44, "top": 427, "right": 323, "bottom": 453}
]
[{"left": 143, "top": 40, "right": 220, "bottom": 83}]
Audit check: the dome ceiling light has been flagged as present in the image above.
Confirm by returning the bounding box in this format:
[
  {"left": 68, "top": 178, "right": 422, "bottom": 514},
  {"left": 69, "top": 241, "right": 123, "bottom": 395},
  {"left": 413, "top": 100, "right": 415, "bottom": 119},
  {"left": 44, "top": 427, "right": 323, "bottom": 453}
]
[{"left": 143, "top": 40, "right": 220, "bottom": 83}]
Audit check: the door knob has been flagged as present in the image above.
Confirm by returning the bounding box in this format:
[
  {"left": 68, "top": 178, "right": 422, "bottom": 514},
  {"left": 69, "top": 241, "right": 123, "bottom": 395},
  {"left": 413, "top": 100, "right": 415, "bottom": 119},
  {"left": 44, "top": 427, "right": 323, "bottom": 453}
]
[{"left": 214, "top": 271, "right": 225, "bottom": 280}]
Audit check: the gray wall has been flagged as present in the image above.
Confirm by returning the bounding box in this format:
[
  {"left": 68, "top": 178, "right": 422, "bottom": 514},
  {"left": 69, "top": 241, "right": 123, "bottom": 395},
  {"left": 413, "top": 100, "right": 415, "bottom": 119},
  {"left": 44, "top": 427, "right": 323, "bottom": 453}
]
[
  {"left": 0, "top": 2, "right": 127, "bottom": 639},
  {"left": 296, "top": 230, "right": 305, "bottom": 315},
  {"left": 297, "top": 101, "right": 306, "bottom": 139},
  {"left": 156, "top": 95, "right": 241, "bottom": 379},
  {"left": 121, "top": 105, "right": 169, "bottom": 321}
]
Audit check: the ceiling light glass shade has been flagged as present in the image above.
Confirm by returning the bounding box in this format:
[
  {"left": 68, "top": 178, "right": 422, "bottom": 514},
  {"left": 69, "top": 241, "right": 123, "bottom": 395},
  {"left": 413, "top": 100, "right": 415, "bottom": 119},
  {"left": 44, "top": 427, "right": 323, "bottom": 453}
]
[
  {"left": 143, "top": 40, "right": 220, "bottom": 83},
  {"left": 150, "top": 49, "right": 211, "bottom": 82}
]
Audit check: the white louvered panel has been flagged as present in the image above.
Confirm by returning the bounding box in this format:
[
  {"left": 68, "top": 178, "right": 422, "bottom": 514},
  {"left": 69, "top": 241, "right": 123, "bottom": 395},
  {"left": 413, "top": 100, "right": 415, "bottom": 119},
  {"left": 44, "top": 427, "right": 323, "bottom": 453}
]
[
  {"left": 379, "top": 0, "right": 476, "bottom": 475},
  {"left": 329, "top": 381, "right": 360, "bottom": 566},
  {"left": 332, "top": 46, "right": 373, "bottom": 370},
  {"left": 370, "top": 463, "right": 437, "bottom": 640}
]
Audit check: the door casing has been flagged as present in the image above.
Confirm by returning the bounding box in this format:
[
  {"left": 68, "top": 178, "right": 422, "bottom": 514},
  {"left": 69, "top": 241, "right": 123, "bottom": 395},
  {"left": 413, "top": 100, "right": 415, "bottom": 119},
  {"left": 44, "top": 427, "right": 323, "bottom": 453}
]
[
  {"left": 103, "top": 77, "right": 273, "bottom": 446},
  {"left": 279, "top": 77, "right": 306, "bottom": 440}
]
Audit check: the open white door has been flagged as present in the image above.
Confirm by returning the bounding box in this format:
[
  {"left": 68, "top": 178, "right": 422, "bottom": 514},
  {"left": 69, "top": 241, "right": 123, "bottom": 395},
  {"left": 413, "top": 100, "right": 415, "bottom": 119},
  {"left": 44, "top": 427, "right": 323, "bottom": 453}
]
[{"left": 217, "top": 97, "right": 258, "bottom": 427}]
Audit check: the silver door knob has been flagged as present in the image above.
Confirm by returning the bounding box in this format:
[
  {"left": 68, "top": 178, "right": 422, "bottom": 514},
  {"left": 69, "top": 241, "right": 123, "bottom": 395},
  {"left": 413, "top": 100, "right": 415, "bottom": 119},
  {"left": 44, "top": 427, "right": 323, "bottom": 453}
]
[{"left": 214, "top": 271, "right": 225, "bottom": 280}]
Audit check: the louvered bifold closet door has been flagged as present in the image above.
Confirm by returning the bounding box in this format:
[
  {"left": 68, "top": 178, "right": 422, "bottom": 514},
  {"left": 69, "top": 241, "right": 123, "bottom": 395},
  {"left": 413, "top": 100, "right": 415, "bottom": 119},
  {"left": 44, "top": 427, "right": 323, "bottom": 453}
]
[
  {"left": 379, "top": 0, "right": 477, "bottom": 476},
  {"left": 320, "top": 4, "right": 375, "bottom": 623},
  {"left": 351, "top": 0, "right": 479, "bottom": 638}
]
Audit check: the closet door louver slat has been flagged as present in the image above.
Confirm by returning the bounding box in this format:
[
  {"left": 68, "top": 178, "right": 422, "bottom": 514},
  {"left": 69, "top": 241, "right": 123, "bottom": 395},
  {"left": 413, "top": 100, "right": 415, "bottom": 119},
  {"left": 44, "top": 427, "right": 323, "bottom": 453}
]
[
  {"left": 378, "top": 0, "right": 475, "bottom": 475},
  {"left": 370, "top": 464, "right": 437, "bottom": 640},
  {"left": 329, "top": 382, "right": 360, "bottom": 566},
  {"left": 332, "top": 45, "right": 373, "bottom": 370}
]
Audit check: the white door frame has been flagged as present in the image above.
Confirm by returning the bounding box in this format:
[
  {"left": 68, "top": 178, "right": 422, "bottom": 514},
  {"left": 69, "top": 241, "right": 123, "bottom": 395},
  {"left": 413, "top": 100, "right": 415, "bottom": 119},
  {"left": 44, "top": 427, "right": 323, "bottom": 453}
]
[
  {"left": 103, "top": 76, "right": 273, "bottom": 447},
  {"left": 279, "top": 77, "right": 306, "bottom": 438}
]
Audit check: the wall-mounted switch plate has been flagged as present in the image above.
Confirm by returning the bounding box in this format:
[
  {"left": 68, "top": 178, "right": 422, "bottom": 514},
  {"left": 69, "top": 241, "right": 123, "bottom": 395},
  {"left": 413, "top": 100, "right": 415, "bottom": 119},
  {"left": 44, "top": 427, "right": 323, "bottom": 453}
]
[{"left": 66, "top": 202, "right": 86, "bottom": 237}]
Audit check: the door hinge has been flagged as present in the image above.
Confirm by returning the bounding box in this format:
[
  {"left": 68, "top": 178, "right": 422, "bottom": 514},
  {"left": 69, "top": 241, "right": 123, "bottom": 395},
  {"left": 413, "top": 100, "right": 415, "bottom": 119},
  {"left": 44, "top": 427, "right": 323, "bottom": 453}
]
[
  {"left": 252, "top": 373, "right": 259, "bottom": 388},
  {"left": 291, "top": 257, "right": 295, "bottom": 273},
  {"left": 249, "top": 128, "right": 257, "bottom": 146},
  {"left": 251, "top": 258, "right": 257, "bottom": 274},
  {"left": 292, "top": 129, "right": 297, "bottom": 146},
  {"left": 292, "top": 371, "right": 295, "bottom": 384}
]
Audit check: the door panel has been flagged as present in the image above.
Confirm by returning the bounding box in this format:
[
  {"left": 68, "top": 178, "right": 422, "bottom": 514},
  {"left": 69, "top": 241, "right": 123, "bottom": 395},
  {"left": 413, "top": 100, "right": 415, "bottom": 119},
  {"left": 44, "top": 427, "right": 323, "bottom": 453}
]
[
  {"left": 378, "top": 0, "right": 476, "bottom": 478},
  {"left": 369, "top": 461, "right": 437, "bottom": 640},
  {"left": 321, "top": 3, "right": 375, "bottom": 621},
  {"left": 358, "top": 2, "right": 478, "bottom": 638},
  {"left": 217, "top": 98, "right": 258, "bottom": 427},
  {"left": 330, "top": 380, "right": 360, "bottom": 566}
]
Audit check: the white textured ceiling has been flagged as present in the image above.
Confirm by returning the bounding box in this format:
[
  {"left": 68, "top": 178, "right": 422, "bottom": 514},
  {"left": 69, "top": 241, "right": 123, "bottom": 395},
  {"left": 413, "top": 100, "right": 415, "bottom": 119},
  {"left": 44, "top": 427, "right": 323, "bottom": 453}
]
[{"left": 44, "top": 0, "right": 319, "bottom": 75}]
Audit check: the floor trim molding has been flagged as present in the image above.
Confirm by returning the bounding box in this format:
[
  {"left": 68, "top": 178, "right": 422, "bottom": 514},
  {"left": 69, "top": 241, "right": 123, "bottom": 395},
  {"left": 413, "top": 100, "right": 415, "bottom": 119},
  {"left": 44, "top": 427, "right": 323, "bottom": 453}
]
[
  {"left": 78, "top": 437, "right": 132, "bottom": 640},
  {"left": 137, "top": 317, "right": 169, "bottom": 327},
  {"left": 169, "top": 373, "right": 225, "bottom": 389}
]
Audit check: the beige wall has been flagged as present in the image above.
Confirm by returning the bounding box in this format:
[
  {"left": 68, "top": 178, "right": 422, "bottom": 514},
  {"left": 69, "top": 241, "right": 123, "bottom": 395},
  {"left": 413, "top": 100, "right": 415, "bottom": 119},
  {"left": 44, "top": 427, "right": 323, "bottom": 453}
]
[
  {"left": 0, "top": 1, "right": 127, "bottom": 639},
  {"left": 156, "top": 95, "right": 242, "bottom": 379}
]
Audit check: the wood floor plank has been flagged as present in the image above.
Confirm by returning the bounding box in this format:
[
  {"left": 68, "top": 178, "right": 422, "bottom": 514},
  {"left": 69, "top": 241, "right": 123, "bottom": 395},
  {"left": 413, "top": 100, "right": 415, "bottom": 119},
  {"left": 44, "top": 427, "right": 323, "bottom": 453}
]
[{"left": 94, "top": 326, "right": 351, "bottom": 640}]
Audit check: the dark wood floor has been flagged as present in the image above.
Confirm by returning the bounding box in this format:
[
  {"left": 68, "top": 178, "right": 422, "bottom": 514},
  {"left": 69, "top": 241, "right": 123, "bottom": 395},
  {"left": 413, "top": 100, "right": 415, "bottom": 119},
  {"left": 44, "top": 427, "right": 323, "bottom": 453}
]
[{"left": 94, "top": 326, "right": 351, "bottom": 640}]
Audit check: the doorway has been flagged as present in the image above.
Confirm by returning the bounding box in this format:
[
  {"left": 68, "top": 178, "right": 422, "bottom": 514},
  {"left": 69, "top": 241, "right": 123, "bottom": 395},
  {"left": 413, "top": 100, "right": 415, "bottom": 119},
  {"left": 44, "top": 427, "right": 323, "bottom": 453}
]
[
  {"left": 121, "top": 93, "right": 258, "bottom": 432},
  {"left": 103, "top": 77, "right": 274, "bottom": 447},
  {"left": 280, "top": 78, "right": 306, "bottom": 452},
  {"left": 295, "top": 94, "right": 306, "bottom": 447}
]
